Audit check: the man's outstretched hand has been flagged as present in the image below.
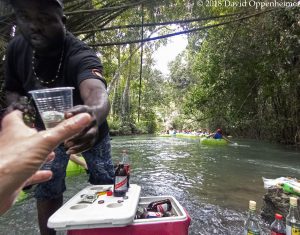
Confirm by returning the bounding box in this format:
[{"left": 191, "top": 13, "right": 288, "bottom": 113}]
[{"left": 64, "top": 105, "right": 99, "bottom": 154}]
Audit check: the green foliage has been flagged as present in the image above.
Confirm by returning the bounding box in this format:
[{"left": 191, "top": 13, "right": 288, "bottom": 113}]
[
  {"left": 107, "top": 119, "right": 121, "bottom": 131},
  {"left": 141, "top": 109, "right": 158, "bottom": 133},
  {"left": 177, "top": 7, "right": 300, "bottom": 144},
  {"left": 135, "top": 120, "right": 156, "bottom": 134},
  {"left": 1, "top": 0, "right": 299, "bottom": 145}
]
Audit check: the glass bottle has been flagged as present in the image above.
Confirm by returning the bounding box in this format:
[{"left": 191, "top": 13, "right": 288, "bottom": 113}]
[
  {"left": 146, "top": 199, "right": 172, "bottom": 214},
  {"left": 244, "top": 200, "right": 261, "bottom": 235},
  {"left": 270, "top": 213, "right": 286, "bottom": 235},
  {"left": 121, "top": 149, "right": 130, "bottom": 189},
  {"left": 286, "top": 197, "right": 300, "bottom": 235},
  {"left": 113, "top": 164, "right": 128, "bottom": 197}
]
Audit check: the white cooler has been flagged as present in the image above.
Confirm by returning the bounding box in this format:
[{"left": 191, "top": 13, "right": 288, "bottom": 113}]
[{"left": 48, "top": 184, "right": 191, "bottom": 235}]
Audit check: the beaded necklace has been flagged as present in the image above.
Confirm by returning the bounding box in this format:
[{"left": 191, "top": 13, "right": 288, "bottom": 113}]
[{"left": 31, "top": 46, "right": 64, "bottom": 85}]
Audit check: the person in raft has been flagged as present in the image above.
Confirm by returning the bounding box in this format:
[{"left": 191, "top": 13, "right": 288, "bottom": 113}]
[
  {"left": 209, "top": 128, "right": 233, "bottom": 143},
  {"left": 3, "top": 0, "right": 114, "bottom": 234}
]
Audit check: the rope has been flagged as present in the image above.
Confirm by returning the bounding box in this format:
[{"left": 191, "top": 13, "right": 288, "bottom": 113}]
[{"left": 89, "top": 9, "right": 275, "bottom": 47}]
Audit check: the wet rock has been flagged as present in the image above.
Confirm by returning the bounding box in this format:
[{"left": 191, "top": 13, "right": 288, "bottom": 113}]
[
  {"left": 120, "top": 125, "right": 132, "bottom": 135},
  {"left": 261, "top": 188, "right": 299, "bottom": 224},
  {"left": 109, "top": 129, "right": 120, "bottom": 136}
]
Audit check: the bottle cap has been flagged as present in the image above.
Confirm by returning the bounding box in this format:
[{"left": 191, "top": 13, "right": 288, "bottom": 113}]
[
  {"left": 275, "top": 213, "right": 283, "bottom": 220},
  {"left": 106, "top": 190, "right": 113, "bottom": 196},
  {"left": 249, "top": 200, "right": 256, "bottom": 210},
  {"left": 290, "top": 197, "right": 298, "bottom": 206}
]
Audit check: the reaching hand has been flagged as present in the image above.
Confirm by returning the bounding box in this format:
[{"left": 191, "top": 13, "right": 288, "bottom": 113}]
[
  {"left": 64, "top": 105, "right": 99, "bottom": 154},
  {"left": 0, "top": 110, "right": 92, "bottom": 215}
]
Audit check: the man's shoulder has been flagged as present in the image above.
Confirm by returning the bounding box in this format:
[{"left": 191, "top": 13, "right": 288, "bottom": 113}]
[
  {"left": 65, "top": 32, "right": 96, "bottom": 58},
  {"left": 64, "top": 32, "right": 101, "bottom": 70},
  {"left": 6, "top": 35, "right": 30, "bottom": 64}
]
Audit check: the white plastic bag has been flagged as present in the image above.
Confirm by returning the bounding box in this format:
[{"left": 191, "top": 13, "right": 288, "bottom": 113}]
[{"left": 262, "top": 177, "right": 298, "bottom": 189}]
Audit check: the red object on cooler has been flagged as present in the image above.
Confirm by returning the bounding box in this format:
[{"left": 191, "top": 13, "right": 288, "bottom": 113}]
[{"left": 106, "top": 191, "right": 113, "bottom": 196}]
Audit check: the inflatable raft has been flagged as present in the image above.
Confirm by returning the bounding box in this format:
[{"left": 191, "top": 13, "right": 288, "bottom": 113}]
[
  {"left": 158, "top": 134, "right": 174, "bottom": 137},
  {"left": 200, "top": 137, "right": 228, "bottom": 146},
  {"left": 66, "top": 157, "right": 86, "bottom": 177},
  {"left": 176, "top": 133, "right": 199, "bottom": 139},
  {"left": 16, "top": 190, "right": 28, "bottom": 203}
]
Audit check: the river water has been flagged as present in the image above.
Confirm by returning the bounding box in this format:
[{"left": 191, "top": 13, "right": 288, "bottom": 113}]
[{"left": 0, "top": 135, "right": 299, "bottom": 235}]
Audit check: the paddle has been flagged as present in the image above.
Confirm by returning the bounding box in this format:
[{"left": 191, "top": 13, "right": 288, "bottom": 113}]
[
  {"left": 230, "top": 143, "right": 250, "bottom": 147},
  {"left": 224, "top": 137, "right": 250, "bottom": 147},
  {"left": 223, "top": 135, "right": 237, "bottom": 145}
]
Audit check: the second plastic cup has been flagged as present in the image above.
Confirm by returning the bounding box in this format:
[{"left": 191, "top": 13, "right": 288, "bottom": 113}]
[{"left": 29, "top": 87, "right": 74, "bottom": 129}]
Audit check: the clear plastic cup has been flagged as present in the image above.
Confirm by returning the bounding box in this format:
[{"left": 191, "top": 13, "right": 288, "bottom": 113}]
[
  {"left": 29, "top": 87, "right": 74, "bottom": 170},
  {"left": 29, "top": 87, "right": 74, "bottom": 129}
]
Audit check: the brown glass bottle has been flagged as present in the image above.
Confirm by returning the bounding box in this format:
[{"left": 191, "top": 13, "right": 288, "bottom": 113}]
[
  {"left": 113, "top": 164, "right": 128, "bottom": 197},
  {"left": 146, "top": 199, "right": 172, "bottom": 214},
  {"left": 121, "top": 150, "right": 130, "bottom": 189}
]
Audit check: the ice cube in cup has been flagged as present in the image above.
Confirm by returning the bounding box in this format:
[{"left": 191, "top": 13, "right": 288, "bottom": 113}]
[
  {"left": 29, "top": 87, "right": 74, "bottom": 129},
  {"left": 41, "top": 110, "right": 65, "bottom": 129}
]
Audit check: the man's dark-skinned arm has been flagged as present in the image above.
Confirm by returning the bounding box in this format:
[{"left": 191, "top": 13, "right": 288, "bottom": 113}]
[
  {"left": 80, "top": 79, "right": 110, "bottom": 127},
  {"left": 64, "top": 78, "right": 110, "bottom": 154}
]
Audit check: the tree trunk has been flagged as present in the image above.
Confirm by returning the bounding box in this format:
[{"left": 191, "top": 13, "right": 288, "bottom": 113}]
[
  {"left": 121, "top": 45, "right": 132, "bottom": 125},
  {"left": 111, "top": 45, "right": 121, "bottom": 120}
]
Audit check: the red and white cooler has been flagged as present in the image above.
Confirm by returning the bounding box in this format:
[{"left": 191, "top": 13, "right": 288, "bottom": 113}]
[{"left": 48, "top": 184, "right": 191, "bottom": 235}]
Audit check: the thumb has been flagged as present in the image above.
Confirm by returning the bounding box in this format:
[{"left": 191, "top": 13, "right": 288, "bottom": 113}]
[
  {"left": 40, "top": 113, "right": 92, "bottom": 149},
  {"left": 1, "top": 110, "right": 25, "bottom": 129}
]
